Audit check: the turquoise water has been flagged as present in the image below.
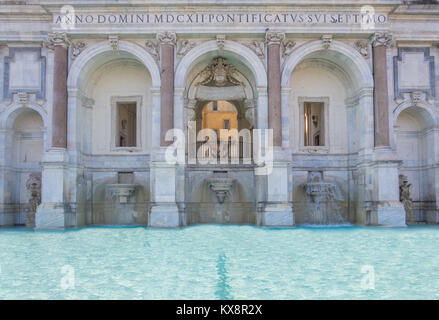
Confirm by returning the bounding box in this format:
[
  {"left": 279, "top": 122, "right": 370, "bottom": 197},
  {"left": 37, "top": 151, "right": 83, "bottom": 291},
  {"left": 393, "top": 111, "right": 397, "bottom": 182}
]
[{"left": 0, "top": 225, "right": 438, "bottom": 299}]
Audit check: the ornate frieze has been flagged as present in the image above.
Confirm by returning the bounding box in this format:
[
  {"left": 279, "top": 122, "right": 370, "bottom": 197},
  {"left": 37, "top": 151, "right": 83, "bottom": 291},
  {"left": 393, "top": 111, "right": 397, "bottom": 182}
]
[
  {"left": 71, "top": 41, "right": 86, "bottom": 59},
  {"left": 44, "top": 32, "right": 70, "bottom": 49},
  {"left": 265, "top": 31, "right": 285, "bottom": 46},
  {"left": 371, "top": 31, "right": 394, "bottom": 48},
  {"left": 354, "top": 40, "right": 369, "bottom": 59}
]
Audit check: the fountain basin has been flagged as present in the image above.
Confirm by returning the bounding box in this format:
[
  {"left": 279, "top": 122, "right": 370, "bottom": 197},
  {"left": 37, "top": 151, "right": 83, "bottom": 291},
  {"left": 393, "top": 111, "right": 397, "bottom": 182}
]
[
  {"left": 206, "top": 178, "right": 234, "bottom": 203},
  {"left": 105, "top": 184, "right": 138, "bottom": 203},
  {"left": 303, "top": 182, "right": 337, "bottom": 203}
]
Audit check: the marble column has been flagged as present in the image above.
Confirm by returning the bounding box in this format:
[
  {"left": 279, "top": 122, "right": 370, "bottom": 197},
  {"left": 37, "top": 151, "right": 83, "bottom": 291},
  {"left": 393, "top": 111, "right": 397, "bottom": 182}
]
[
  {"left": 157, "top": 32, "right": 176, "bottom": 146},
  {"left": 371, "top": 32, "right": 393, "bottom": 148},
  {"left": 46, "top": 33, "right": 70, "bottom": 148},
  {"left": 266, "top": 31, "right": 284, "bottom": 147}
]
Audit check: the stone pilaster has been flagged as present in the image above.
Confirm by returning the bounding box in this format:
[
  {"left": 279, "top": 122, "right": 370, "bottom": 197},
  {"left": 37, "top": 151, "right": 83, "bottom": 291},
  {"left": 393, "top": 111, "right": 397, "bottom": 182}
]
[
  {"left": 157, "top": 32, "right": 176, "bottom": 146},
  {"left": 371, "top": 32, "right": 393, "bottom": 148},
  {"left": 266, "top": 31, "right": 284, "bottom": 147},
  {"left": 45, "top": 32, "right": 70, "bottom": 149}
]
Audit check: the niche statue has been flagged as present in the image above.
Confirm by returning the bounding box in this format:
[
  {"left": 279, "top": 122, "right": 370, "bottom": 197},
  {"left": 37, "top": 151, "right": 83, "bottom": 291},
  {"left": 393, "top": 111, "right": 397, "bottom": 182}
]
[{"left": 399, "top": 175, "right": 414, "bottom": 221}]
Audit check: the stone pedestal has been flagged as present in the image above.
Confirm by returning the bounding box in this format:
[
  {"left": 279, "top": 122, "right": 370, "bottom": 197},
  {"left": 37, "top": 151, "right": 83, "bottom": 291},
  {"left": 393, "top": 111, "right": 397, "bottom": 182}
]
[
  {"left": 260, "top": 161, "right": 294, "bottom": 227},
  {"left": 35, "top": 148, "right": 69, "bottom": 229},
  {"left": 368, "top": 150, "right": 406, "bottom": 227},
  {"left": 149, "top": 162, "right": 180, "bottom": 227}
]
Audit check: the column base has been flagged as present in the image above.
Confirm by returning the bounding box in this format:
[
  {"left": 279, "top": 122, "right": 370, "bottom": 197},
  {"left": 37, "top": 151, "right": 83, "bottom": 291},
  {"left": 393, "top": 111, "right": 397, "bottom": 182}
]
[
  {"left": 261, "top": 203, "right": 294, "bottom": 227},
  {"left": 35, "top": 203, "right": 66, "bottom": 230},
  {"left": 371, "top": 201, "right": 406, "bottom": 227},
  {"left": 149, "top": 203, "right": 180, "bottom": 228}
]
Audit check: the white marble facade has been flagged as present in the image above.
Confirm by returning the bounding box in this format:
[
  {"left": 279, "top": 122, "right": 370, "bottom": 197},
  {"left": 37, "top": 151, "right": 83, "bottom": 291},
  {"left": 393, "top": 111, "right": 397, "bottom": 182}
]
[{"left": 0, "top": 1, "right": 438, "bottom": 229}]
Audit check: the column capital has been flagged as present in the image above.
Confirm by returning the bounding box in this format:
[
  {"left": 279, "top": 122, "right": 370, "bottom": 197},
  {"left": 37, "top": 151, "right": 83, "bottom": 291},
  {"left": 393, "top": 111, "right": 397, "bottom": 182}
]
[
  {"left": 371, "top": 31, "right": 394, "bottom": 48},
  {"left": 265, "top": 31, "right": 285, "bottom": 46},
  {"left": 44, "top": 32, "right": 71, "bottom": 50},
  {"left": 157, "top": 31, "right": 177, "bottom": 46}
]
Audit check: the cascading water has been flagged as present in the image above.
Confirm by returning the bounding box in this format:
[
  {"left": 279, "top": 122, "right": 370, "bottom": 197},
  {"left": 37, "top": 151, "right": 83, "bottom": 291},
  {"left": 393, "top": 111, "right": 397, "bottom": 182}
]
[{"left": 302, "top": 171, "right": 346, "bottom": 225}]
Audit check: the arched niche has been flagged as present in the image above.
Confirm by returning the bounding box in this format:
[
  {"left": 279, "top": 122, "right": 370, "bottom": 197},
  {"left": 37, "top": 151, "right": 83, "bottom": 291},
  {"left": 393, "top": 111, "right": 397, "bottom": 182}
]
[{"left": 395, "top": 104, "right": 437, "bottom": 223}]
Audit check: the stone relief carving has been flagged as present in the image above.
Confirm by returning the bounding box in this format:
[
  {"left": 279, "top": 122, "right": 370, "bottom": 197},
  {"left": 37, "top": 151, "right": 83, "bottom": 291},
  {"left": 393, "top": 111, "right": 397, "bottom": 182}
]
[
  {"left": 108, "top": 35, "right": 119, "bottom": 52},
  {"left": 399, "top": 174, "right": 414, "bottom": 221},
  {"left": 410, "top": 91, "right": 424, "bottom": 106},
  {"left": 177, "top": 39, "right": 197, "bottom": 58},
  {"left": 216, "top": 34, "right": 226, "bottom": 51},
  {"left": 371, "top": 31, "right": 394, "bottom": 48},
  {"left": 197, "top": 57, "right": 242, "bottom": 87},
  {"left": 240, "top": 40, "right": 265, "bottom": 60},
  {"left": 145, "top": 39, "right": 160, "bottom": 64},
  {"left": 321, "top": 35, "right": 332, "bottom": 50},
  {"left": 265, "top": 31, "right": 285, "bottom": 45},
  {"left": 281, "top": 40, "right": 296, "bottom": 59},
  {"left": 26, "top": 172, "right": 41, "bottom": 228},
  {"left": 157, "top": 31, "right": 177, "bottom": 46},
  {"left": 354, "top": 40, "right": 369, "bottom": 59},
  {"left": 44, "top": 32, "right": 70, "bottom": 49},
  {"left": 17, "top": 92, "right": 28, "bottom": 106},
  {"left": 71, "top": 41, "right": 86, "bottom": 59}
]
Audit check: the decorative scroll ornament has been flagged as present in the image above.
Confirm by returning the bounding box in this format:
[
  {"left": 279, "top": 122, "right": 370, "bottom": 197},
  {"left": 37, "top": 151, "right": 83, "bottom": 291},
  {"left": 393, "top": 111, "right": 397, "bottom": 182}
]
[
  {"left": 197, "top": 57, "right": 242, "bottom": 87},
  {"left": 216, "top": 34, "right": 226, "bottom": 51},
  {"left": 71, "top": 41, "right": 86, "bottom": 59},
  {"left": 157, "top": 31, "right": 177, "bottom": 46},
  {"left": 108, "top": 35, "right": 119, "bottom": 52},
  {"left": 265, "top": 31, "right": 285, "bottom": 45},
  {"left": 281, "top": 40, "right": 296, "bottom": 58},
  {"left": 321, "top": 35, "right": 332, "bottom": 50},
  {"left": 354, "top": 40, "right": 369, "bottom": 59},
  {"left": 44, "top": 32, "right": 70, "bottom": 50},
  {"left": 371, "top": 32, "right": 394, "bottom": 48},
  {"left": 177, "top": 39, "right": 197, "bottom": 58},
  {"left": 145, "top": 39, "right": 160, "bottom": 64}
]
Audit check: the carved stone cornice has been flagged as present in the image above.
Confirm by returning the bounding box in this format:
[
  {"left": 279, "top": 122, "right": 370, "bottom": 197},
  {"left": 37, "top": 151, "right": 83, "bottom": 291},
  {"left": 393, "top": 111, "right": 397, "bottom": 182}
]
[
  {"left": 157, "top": 31, "right": 177, "bottom": 46},
  {"left": 265, "top": 31, "right": 285, "bottom": 46},
  {"left": 44, "top": 32, "right": 70, "bottom": 50},
  {"left": 371, "top": 32, "right": 394, "bottom": 48}
]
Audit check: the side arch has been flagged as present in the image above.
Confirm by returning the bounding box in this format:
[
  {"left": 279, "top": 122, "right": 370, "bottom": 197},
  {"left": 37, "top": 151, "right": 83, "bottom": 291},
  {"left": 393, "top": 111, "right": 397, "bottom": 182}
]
[
  {"left": 67, "top": 40, "right": 161, "bottom": 89},
  {"left": 281, "top": 40, "right": 374, "bottom": 90},
  {"left": 1, "top": 103, "right": 48, "bottom": 129}
]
